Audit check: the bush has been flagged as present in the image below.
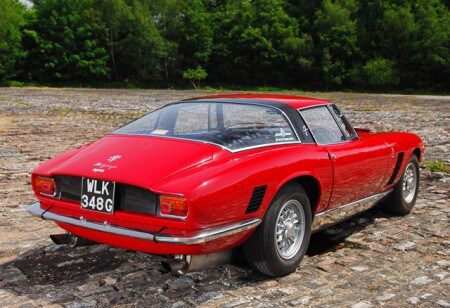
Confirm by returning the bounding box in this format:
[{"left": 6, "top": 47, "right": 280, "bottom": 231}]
[
  {"left": 363, "top": 59, "right": 400, "bottom": 88},
  {"left": 8, "top": 80, "right": 25, "bottom": 87}
]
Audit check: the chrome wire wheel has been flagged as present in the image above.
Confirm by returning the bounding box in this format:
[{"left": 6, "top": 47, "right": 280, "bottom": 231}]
[
  {"left": 275, "top": 199, "right": 305, "bottom": 260},
  {"left": 402, "top": 162, "right": 418, "bottom": 203}
]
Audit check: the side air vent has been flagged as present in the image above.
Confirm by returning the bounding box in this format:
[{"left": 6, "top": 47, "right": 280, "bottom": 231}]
[
  {"left": 387, "top": 152, "right": 404, "bottom": 185},
  {"left": 245, "top": 185, "right": 267, "bottom": 214}
]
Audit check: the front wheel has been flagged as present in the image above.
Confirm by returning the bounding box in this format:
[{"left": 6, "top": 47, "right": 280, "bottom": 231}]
[
  {"left": 382, "top": 155, "right": 420, "bottom": 216},
  {"left": 243, "top": 183, "right": 312, "bottom": 277}
]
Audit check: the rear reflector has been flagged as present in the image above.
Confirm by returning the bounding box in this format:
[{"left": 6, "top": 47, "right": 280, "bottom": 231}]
[
  {"left": 33, "top": 176, "right": 57, "bottom": 197},
  {"left": 160, "top": 195, "right": 188, "bottom": 218}
]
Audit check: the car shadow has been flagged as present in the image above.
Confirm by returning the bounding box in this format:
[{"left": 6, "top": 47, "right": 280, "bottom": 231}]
[
  {"left": 307, "top": 206, "right": 393, "bottom": 256},
  {"left": 0, "top": 207, "right": 393, "bottom": 305}
]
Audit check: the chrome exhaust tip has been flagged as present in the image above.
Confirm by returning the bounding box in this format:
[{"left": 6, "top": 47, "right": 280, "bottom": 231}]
[
  {"left": 162, "top": 250, "right": 232, "bottom": 275},
  {"left": 50, "top": 234, "right": 97, "bottom": 247}
]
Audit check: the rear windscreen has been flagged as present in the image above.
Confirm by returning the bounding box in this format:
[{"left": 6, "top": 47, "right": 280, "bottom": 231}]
[{"left": 112, "top": 102, "right": 298, "bottom": 151}]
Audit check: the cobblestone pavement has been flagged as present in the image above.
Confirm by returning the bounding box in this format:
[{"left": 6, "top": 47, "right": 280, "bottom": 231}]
[{"left": 0, "top": 88, "right": 449, "bottom": 307}]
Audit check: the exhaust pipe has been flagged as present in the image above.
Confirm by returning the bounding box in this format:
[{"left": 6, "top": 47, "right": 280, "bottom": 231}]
[
  {"left": 162, "top": 249, "right": 232, "bottom": 275},
  {"left": 50, "top": 234, "right": 98, "bottom": 247},
  {"left": 161, "top": 258, "right": 188, "bottom": 274}
]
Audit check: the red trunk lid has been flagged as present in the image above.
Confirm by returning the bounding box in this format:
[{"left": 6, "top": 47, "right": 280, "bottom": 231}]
[{"left": 48, "top": 135, "right": 217, "bottom": 188}]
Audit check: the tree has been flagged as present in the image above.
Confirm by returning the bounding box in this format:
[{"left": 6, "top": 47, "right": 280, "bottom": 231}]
[
  {"left": 0, "top": 0, "right": 26, "bottom": 83},
  {"left": 23, "top": 0, "right": 109, "bottom": 82},
  {"left": 363, "top": 58, "right": 399, "bottom": 88},
  {"left": 313, "top": 0, "right": 360, "bottom": 88},
  {"left": 411, "top": 0, "right": 450, "bottom": 88},
  {"left": 356, "top": 0, "right": 449, "bottom": 89},
  {"left": 207, "top": 0, "right": 301, "bottom": 85},
  {"left": 183, "top": 65, "right": 207, "bottom": 88},
  {"left": 0, "top": 0, "right": 448, "bottom": 90},
  {"left": 176, "top": 1, "right": 213, "bottom": 77}
]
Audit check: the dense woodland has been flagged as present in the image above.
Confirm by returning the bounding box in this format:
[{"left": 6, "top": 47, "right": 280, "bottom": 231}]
[{"left": 0, "top": 0, "right": 449, "bottom": 90}]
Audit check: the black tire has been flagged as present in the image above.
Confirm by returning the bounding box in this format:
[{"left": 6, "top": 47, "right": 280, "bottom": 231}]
[
  {"left": 382, "top": 155, "right": 420, "bottom": 216},
  {"left": 243, "top": 183, "right": 312, "bottom": 277}
]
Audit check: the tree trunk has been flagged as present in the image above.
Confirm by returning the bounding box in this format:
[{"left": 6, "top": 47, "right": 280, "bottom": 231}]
[{"left": 109, "top": 23, "right": 118, "bottom": 80}]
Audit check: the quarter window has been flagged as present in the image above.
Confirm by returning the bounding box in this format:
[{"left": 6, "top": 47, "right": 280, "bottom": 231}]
[
  {"left": 300, "top": 106, "right": 345, "bottom": 144},
  {"left": 330, "top": 104, "right": 356, "bottom": 140}
]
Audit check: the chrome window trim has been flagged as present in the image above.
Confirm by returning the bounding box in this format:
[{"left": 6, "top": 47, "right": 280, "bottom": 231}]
[
  {"left": 114, "top": 133, "right": 302, "bottom": 153},
  {"left": 27, "top": 202, "right": 261, "bottom": 245},
  {"left": 327, "top": 104, "right": 359, "bottom": 141},
  {"left": 112, "top": 101, "right": 303, "bottom": 153},
  {"left": 298, "top": 104, "right": 358, "bottom": 146}
]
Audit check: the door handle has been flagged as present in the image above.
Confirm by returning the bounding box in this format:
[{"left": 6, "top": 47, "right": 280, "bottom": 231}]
[{"left": 329, "top": 154, "right": 337, "bottom": 161}]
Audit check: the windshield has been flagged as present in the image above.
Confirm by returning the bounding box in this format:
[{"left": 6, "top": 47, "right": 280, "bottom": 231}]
[{"left": 112, "top": 102, "right": 298, "bottom": 151}]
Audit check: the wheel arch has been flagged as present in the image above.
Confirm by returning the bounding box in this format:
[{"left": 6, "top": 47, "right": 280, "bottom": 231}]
[
  {"left": 273, "top": 173, "right": 322, "bottom": 216},
  {"left": 412, "top": 147, "right": 422, "bottom": 161}
]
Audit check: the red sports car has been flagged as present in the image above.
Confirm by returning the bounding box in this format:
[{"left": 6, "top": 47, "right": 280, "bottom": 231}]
[{"left": 28, "top": 94, "right": 424, "bottom": 277}]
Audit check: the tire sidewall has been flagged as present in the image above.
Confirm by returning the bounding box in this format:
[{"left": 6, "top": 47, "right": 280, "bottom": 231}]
[
  {"left": 398, "top": 156, "right": 420, "bottom": 210},
  {"left": 263, "top": 185, "right": 312, "bottom": 275}
]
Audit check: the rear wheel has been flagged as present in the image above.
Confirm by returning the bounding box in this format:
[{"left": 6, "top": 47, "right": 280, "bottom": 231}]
[
  {"left": 383, "top": 155, "right": 420, "bottom": 215},
  {"left": 243, "top": 183, "right": 312, "bottom": 277}
]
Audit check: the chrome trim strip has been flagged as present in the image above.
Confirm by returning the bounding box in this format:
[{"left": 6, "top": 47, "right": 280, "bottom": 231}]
[
  {"left": 311, "top": 190, "right": 392, "bottom": 232},
  {"left": 113, "top": 133, "right": 233, "bottom": 152},
  {"left": 115, "top": 134, "right": 302, "bottom": 154},
  {"left": 28, "top": 202, "right": 156, "bottom": 241},
  {"left": 155, "top": 219, "right": 261, "bottom": 245},
  {"left": 27, "top": 202, "right": 261, "bottom": 245}
]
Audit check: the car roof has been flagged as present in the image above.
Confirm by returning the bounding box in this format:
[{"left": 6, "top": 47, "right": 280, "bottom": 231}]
[{"left": 189, "top": 93, "right": 332, "bottom": 109}]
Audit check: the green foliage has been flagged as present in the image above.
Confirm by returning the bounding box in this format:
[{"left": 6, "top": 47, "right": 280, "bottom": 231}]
[
  {"left": 92, "top": 0, "right": 166, "bottom": 83},
  {"left": 183, "top": 66, "right": 207, "bottom": 88},
  {"left": 7, "top": 80, "right": 26, "bottom": 87},
  {"left": 23, "top": 0, "right": 109, "bottom": 82},
  {"left": 0, "top": 0, "right": 26, "bottom": 83},
  {"left": 313, "top": 0, "right": 360, "bottom": 87},
  {"left": 207, "top": 0, "right": 302, "bottom": 85},
  {"left": 0, "top": 0, "right": 448, "bottom": 90},
  {"left": 363, "top": 58, "right": 399, "bottom": 88},
  {"left": 424, "top": 161, "right": 449, "bottom": 173}
]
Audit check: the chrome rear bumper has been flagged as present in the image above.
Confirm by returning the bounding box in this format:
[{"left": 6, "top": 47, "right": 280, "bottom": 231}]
[{"left": 27, "top": 202, "right": 261, "bottom": 245}]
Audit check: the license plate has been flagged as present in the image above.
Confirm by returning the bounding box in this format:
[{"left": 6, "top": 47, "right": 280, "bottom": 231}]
[{"left": 81, "top": 178, "right": 116, "bottom": 214}]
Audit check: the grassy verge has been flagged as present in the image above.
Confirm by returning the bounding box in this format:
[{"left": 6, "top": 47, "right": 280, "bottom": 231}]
[{"left": 1, "top": 81, "right": 449, "bottom": 96}]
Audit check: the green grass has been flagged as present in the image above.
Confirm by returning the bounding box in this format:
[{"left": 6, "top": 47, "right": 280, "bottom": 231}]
[
  {"left": 424, "top": 161, "right": 449, "bottom": 173},
  {"left": 13, "top": 99, "right": 31, "bottom": 106},
  {"left": 1, "top": 82, "right": 448, "bottom": 96}
]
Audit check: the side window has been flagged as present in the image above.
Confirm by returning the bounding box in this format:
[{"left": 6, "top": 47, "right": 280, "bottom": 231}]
[
  {"left": 330, "top": 104, "right": 355, "bottom": 139},
  {"left": 221, "top": 104, "right": 298, "bottom": 149},
  {"left": 300, "top": 106, "right": 345, "bottom": 144},
  {"left": 222, "top": 104, "right": 292, "bottom": 130}
]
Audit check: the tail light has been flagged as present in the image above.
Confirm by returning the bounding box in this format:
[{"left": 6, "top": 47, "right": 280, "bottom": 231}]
[
  {"left": 32, "top": 175, "right": 57, "bottom": 197},
  {"left": 159, "top": 195, "right": 188, "bottom": 218}
]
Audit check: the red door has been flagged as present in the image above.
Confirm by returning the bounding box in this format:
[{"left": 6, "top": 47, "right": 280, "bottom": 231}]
[
  {"left": 324, "top": 137, "right": 389, "bottom": 209},
  {"left": 299, "top": 104, "right": 390, "bottom": 210}
]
